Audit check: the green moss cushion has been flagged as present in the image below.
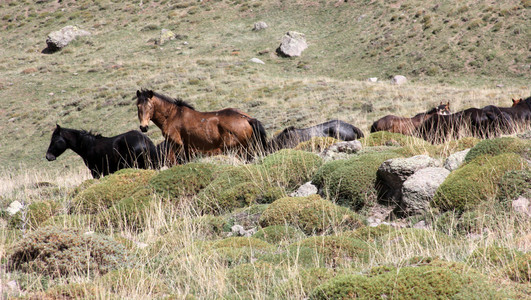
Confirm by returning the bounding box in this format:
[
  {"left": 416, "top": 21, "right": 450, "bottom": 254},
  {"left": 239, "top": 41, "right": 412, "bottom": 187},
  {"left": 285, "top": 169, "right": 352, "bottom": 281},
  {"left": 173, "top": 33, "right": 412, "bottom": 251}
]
[
  {"left": 432, "top": 153, "right": 526, "bottom": 211},
  {"left": 313, "top": 151, "right": 400, "bottom": 209},
  {"left": 464, "top": 137, "right": 530, "bottom": 162},
  {"left": 259, "top": 195, "right": 365, "bottom": 235}
]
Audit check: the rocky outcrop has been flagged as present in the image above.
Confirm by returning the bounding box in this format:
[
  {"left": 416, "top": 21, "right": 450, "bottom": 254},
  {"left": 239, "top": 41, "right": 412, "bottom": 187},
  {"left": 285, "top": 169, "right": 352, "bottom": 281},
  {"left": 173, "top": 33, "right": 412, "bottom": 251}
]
[
  {"left": 391, "top": 75, "right": 407, "bottom": 85},
  {"left": 276, "top": 31, "right": 307, "bottom": 57},
  {"left": 444, "top": 148, "right": 470, "bottom": 171},
  {"left": 46, "top": 26, "right": 91, "bottom": 52},
  {"left": 401, "top": 167, "right": 450, "bottom": 215}
]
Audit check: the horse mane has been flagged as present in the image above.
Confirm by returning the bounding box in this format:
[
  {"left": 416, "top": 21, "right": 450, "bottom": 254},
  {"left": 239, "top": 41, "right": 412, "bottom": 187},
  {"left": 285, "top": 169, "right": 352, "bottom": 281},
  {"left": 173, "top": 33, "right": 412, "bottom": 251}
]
[
  {"left": 146, "top": 89, "right": 195, "bottom": 110},
  {"left": 81, "top": 130, "right": 103, "bottom": 139}
]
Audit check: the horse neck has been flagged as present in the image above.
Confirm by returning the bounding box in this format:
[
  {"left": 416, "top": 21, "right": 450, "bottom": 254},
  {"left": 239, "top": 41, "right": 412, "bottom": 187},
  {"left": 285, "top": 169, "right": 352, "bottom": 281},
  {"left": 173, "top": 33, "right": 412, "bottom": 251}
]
[
  {"left": 62, "top": 129, "right": 94, "bottom": 158},
  {"left": 151, "top": 97, "right": 178, "bottom": 128}
]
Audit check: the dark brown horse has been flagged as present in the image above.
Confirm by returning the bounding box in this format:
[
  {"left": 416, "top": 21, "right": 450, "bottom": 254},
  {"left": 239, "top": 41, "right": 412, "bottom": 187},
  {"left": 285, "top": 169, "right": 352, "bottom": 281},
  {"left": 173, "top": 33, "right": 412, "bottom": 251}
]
[
  {"left": 370, "top": 102, "right": 451, "bottom": 135},
  {"left": 135, "top": 89, "right": 267, "bottom": 162},
  {"left": 418, "top": 97, "right": 531, "bottom": 143}
]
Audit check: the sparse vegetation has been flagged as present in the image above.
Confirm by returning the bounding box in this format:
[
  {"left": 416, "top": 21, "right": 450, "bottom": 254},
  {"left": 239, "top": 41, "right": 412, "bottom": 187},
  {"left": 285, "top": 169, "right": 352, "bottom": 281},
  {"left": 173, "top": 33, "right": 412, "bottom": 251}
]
[{"left": 0, "top": 0, "right": 530, "bottom": 298}]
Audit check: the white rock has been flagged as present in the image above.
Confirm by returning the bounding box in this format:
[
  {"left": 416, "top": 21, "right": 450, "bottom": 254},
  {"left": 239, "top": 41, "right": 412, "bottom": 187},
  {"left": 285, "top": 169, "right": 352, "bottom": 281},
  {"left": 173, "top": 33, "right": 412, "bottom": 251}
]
[
  {"left": 6, "top": 201, "right": 23, "bottom": 215},
  {"left": 249, "top": 58, "right": 265, "bottom": 64},
  {"left": 391, "top": 75, "right": 407, "bottom": 85},
  {"left": 368, "top": 77, "right": 378, "bottom": 82}
]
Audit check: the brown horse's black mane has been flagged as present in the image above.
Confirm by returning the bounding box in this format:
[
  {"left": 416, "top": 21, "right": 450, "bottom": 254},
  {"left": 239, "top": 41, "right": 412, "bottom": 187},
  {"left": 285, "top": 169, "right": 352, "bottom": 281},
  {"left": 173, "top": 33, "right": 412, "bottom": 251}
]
[{"left": 143, "top": 89, "right": 195, "bottom": 110}]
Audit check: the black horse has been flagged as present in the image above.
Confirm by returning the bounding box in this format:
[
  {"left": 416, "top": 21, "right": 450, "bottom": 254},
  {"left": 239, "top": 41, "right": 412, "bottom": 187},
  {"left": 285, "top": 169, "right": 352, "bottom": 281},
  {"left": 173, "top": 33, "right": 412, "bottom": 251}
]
[
  {"left": 269, "top": 119, "right": 364, "bottom": 150},
  {"left": 46, "top": 125, "right": 159, "bottom": 178}
]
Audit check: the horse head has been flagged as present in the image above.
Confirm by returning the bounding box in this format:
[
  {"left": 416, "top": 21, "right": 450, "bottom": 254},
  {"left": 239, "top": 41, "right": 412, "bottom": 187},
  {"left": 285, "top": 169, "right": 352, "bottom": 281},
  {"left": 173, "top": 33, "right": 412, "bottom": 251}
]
[
  {"left": 136, "top": 89, "right": 155, "bottom": 132},
  {"left": 437, "top": 102, "right": 451, "bottom": 115},
  {"left": 512, "top": 98, "right": 523, "bottom": 107},
  {"left": 46, "top": 124, "right": 68, "bottom": 161}
]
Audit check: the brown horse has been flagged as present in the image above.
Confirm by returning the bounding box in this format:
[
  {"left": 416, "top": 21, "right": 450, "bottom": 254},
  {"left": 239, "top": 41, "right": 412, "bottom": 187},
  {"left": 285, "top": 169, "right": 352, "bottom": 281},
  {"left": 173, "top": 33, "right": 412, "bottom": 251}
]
[
  {"left": 370, "top": 102, "right": 451, "bottom": 135},
  {"left": 135, "top": 89, "right": 267, "bottom": 163}
]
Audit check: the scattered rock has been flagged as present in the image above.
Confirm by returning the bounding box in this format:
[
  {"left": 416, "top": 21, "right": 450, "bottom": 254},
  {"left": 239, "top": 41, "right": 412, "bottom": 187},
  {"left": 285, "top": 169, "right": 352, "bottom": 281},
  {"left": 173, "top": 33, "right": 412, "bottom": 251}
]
[
  {"left": 401, "top": 167, "right": 450, "bottom": 216},
  {"left": 290, "top": 181, "right": 318, "bottom": 197},
  {"left": 496, "top": 84, "right": 504, "bottom": 88},
  {"left": 231, "top": 224, "right": 256, "bottom": 237},
  {"left": 444, "top": 148, "right": 471, "bottom": 171},
  {"left": 6, "top": 201, "right": 23, "bottom": 215},
  {"left": 512, "top": 196, "right": 531, "bottom": 217},
  {"left": 249, "top": 58, "right": 265, "bottom": 64},
  {"left": 412, "top": 220, "right": 429, "bottom": 229},
  {"left": 390, "top": 75, "right": 407, "bottom": 85},
  {"left": 367, "top": 77, "right": 378, "bottom": 83},
  {"left": 158, "top": 28, "right": 176, "bottom": 45},
  {"left": 258, "top": 49, "right": 270, "bottom": 55},
  {"left": 321, "top": 140, "right": 362, "bottom": 161},
  {"left": 377, "top": 155, "right": 442, "bottom": 203},
  {"left": 276, "top": 31, "right": 308, "bottom": 57},
  {"left": 46, "top": 25, "right": 91, "bottom": 52},
  {"left": 252, "top": 21, "right": 268, "bottom": 31}
]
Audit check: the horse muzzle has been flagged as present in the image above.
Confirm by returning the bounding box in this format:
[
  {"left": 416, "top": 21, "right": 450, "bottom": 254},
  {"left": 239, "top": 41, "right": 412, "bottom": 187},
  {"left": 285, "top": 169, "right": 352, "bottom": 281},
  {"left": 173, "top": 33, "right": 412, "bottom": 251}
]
[
  {"left": 46, "top": 153, "right": 56, "bottom": 161},
  {"left": 140, "top": 125, "right": 148, "bottom": 132}
]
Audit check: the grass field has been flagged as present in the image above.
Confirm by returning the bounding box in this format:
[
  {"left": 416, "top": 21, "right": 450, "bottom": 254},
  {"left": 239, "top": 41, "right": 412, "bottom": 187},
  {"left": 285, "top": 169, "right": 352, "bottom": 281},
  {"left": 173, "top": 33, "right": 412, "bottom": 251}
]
[{"left": 0, "top": 1, "right": 530, "bottom": 298}]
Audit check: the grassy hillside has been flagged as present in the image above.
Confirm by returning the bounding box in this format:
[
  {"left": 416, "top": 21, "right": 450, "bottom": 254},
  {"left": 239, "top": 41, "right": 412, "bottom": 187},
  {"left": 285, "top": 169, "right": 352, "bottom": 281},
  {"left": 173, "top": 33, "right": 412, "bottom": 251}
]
[{"left": 0, "top": 0, "right": 529, "bottom": 172}]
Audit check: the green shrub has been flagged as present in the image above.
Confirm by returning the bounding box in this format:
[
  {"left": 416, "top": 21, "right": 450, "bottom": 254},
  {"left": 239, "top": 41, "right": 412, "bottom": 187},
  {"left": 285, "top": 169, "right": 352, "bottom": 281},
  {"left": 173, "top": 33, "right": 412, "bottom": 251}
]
[
  {"left": 381, "top": 228, "right": 455, "bottom": 248},
  {"left": 8, "top": 226, "right": 129, "bottom": 277},
  {"left": 313, "top": 151, "right": 400, "bottom": 210},
  {"left": 465, "top": 137, "right": 530, "bottom": 162},
  {"left": 257, "top": 246, "right": 324, "bottom": 268},
  {"left": 433, "top": 153, "right": 526, "bottom": 211},
  {"left": 294, "top": 137, "right": 340, "bottom": 152},
  {"left": 9, "top": 200, "right": 60, "bottom": 230},
  {"left": 341, "top": 224, "right": 396, "bottom": 242},
  {"left": 310, "top": 263, "right": 503, "bottom": 299},
  {"left": 275, "top": 267, "right": 343, "bottom": 299},
  {"left": 467, "top": 245, "right": 523, "bottom": 269},
  {"left": 497, "top": 169, "right": 531, "bottom": 202},
  {"left": 259, "top": 195, "right": 364, "bottom": 235},
  {"left": 226, "top": 261, "right": 284, "bottom": 292},
  {"left": 505, "top": 253, "right": 531, "bottom": 283},
  {"left": 97, "top": 187, "right": 156, "bottom": 231},
  {"left": 253, "top": 225, "right": 305, "bottom": 244},
  {"left": 71, "top": 169, "right": 155, "bottom": 214},
  {"left": 211, "top": 236, "right": 272, "bottom": 250},
  {"left": 197, "top": 165, "right": 283, "bottom": 214},
  {"left": 149, "top": 163, "right": 217, "bottom": 200},
  {"left": 292, "top": 236, "right": 371, "bottom": 266},
  {"left": 360, "top": 131, "right": 430, "bottom": 147},
  {"left": 259, "top": 149, "right": 323, "bottom": 189}
]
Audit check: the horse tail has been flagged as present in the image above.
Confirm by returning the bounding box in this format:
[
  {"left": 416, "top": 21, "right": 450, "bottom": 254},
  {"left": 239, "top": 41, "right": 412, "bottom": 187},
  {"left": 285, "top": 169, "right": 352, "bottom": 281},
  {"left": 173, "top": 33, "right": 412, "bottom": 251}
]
[
  {"left": 249, "top": 118, "right": 268, "bottom": 154},
  {"left": 354, "top": 126, "right": 365, "bottom": 139}
]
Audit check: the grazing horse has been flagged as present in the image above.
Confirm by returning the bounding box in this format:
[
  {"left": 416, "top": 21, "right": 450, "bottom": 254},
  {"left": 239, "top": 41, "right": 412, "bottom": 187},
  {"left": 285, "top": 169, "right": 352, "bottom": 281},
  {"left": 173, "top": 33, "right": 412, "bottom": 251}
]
[
  {"left": 135, "top": 89, "right": 268, "bottom": 162},
  {"left": 370, "top": 102, "right": 451, "bottom": 135},
  {"left": 46, "top": 125, "right": 159, "bottom": 178},
  {"left": 269, "top": 119, "right": 364, "bottom": 150}
]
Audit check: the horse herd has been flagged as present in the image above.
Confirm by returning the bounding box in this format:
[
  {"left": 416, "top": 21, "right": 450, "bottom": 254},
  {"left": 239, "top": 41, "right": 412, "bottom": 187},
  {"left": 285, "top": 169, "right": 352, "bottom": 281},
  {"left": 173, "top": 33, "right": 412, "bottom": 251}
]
[{"left": 45, "top": 89, "right": 531, "bottom": 178}]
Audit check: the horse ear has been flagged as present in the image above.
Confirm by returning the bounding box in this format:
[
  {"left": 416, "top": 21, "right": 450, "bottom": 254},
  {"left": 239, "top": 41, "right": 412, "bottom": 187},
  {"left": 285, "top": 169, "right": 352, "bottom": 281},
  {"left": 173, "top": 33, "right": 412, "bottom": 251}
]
[
  {"left": 512, "top": 98, "right": 516, "bottom": 103},
  {"left": 56, "top": 124, "right": 61, "bottom": 129},
  {"left": 446, "top": 101, "right": 450, "bottom": 107},
  {"left": 136, "top": 90, "right": 141, "bottom": 97},
  {"left": 147, "top": 90, "right": 154, "bottom": 98}
]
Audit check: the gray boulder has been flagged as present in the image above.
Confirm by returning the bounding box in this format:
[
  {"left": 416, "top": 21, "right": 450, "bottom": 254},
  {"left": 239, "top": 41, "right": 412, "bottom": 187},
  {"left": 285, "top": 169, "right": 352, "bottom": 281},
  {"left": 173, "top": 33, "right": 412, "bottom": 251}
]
[
  {"left": 401, "top": 167, "right": 450, "bottom": 215},
  {"left": 512, "top": 196, "right": 531, "bottom": 217},
  {"left": 444, "top": 148, "right": 471, "bottom": 171},
  {"left": 320, "top": 140, "right": 362, "bottom": 161},
  {"left": 391, "top": 75, "right": 407, "bottom": 85},
  {"left": 46, "top": 25, "right": 91, "bottom": 51},
  {"left": 377, "top": 155, "right": 442, "bottom": 203},
  {"left": 290, "top": 181, "right": 318, "bottom": 197},
  {"left": 276, "top": 31, "right": 307, "bottom": 57},
  {"left": 253, "top": 21, "right": 268, "bottom": 31}
]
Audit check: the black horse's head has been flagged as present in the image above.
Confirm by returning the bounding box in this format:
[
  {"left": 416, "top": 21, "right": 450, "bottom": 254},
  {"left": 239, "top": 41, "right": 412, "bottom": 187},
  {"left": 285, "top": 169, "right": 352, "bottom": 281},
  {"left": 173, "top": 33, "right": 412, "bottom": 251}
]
[
  {"left": 136, "top": 89, "right": 155, "bottom": 132},
  {"left": 436, "top": 102, "right": 451, "bottom": 115},
  {"left": 46, "top": 124, "right": 68, "bottom": 161}
]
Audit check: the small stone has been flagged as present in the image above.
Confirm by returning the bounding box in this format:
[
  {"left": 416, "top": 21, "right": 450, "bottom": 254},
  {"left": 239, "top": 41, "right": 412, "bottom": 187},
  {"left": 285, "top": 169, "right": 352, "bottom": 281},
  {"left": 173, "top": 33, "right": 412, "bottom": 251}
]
[
  {"left": 512, "top": 196, "right": 531, "bottom": 217},
  {"left": 367, "top": 77, "right": 378, "bottom": 82},
  {"left": 391, "top": 75, "right": 407, "bottom": 85},
  {"left": 252, "top": 21, "right": 268, "bottom": 31},
  {"left": 249, "top": 58, "right": 265, "bottom": 64},
  {"left": 6, "top": 201, "right": 23, "bottom": 215},
  {"left": 290, "top": 181, "right": 318, "bottom": 197}
]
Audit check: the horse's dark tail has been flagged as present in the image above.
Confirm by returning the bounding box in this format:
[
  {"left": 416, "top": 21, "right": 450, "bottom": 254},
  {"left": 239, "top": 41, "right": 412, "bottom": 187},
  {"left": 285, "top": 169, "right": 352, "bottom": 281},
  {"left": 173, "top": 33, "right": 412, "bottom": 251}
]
[
  {"left": 249, "top": 118, "right": 268, "bottom": 154},
  {"left": 354, "top": 126, "right": 365, "bottom": 139}
]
